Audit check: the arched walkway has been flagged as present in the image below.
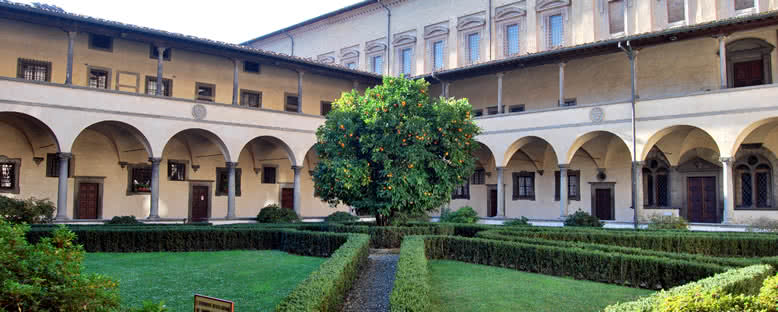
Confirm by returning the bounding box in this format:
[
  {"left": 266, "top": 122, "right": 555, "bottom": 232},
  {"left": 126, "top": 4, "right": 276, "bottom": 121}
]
[
  {"left": 728, "top": 118, "right": 778, "bottom": 223},
  {"left": 0, "top": 112, "right": 61, "bottom": 202},
  {"left": 234, "top": 135, "right": 298, "bottom": 217}
]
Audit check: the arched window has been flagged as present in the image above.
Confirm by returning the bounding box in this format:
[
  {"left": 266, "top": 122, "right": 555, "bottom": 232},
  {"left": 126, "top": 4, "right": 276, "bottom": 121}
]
[
  {"left": 643, "top": 155, "right": 671, "bottom": 207},
  {"left": 735, "top": 155, "right": 772, "bottom": 208},
  {"left": 726, "top": 38, "right": 774, "bottom": 88}
]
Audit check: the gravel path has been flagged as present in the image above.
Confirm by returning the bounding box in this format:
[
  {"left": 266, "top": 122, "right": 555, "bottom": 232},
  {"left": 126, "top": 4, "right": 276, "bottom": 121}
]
[{"left": 341, "top": 250, "right": 399, "bottom": 312}]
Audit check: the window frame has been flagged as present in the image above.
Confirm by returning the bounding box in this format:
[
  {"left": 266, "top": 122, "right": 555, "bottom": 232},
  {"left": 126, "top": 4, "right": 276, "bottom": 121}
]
[
  {"left": 365, "top": 39, "right": 388, "bottom": 75},
  {"left": 424, "top": 21, "right": 450, "bottom": 73},
  {"left": 45, "top": 153, "right": 73, "bottom": 178},
  {"left": 734, "top": 155, "right": 774, "bottom": 210},
  {"left": 215, "top": 167, "right": 242, "bottom": 197},
  {"left": 642, "top": 156, "right": 672, "bottom": 208},
  {"left": 560, "top": 98, "right": 577, "bottom": 107},
  {"left": 262, "top": 165, "right": 278, "bottom": 184},
  {"left": 195, "top": 82, "right": 216, "bottom": 102},
  {"left": 555, "top": 170, "right": 581, "bottom": 201},
  {"left": 538, "top": 4, "right": 570, "bottom": 51},
  {"left": 239, "top": 89, "right": 262, "bottom": 108},
  {"left": 88, "top": 33, "right": 113, "bottom": 52},
  {"left": 126, "top": 164, "right": 152, "bottom": 195},
  {"left": 512, "top": 171, "right": 535, "bottom": 200},
  {"left": 144, "top": 76, "right": 173, "bottom": 97},
  {"left": 471, "top": 168, "right": 486, "bottom": 185},
  {"left": 284, "top": 93, "right": 300, "bottom": 113},
  {"left": 607, "top": 0, "right": 626, "bottom": 37},
  {"left": 17, "top": 58, "right": 51, "bottom": 82},
  {"left": 243, "top": 61, "right": 261, "bottom": 74},
  {"left": 320, "top": 101, "right": 333, "bottom": 116},
  {"left": 0, "top": 157, "right": 21, "bottom": 194},
  {"left": 86, "top": 66, "right": 111, "bottom": 89},
  {"left": 452, "top": 179, "right": 470, "bottom": 200},
  {"left": 341, "top": 45, "right": 360, "bottom": 70},
  {"left": 456, "top": 13, "right": 486, "bottom": 67},
  {"left": 167, "top": 159, "right": 187, "bottom": 182},
  {"left": 735, "top": 0, "right": 757, "bottom": 15},
  {"left": 665, "top": 0, "right": 687, "bottom": 27}
]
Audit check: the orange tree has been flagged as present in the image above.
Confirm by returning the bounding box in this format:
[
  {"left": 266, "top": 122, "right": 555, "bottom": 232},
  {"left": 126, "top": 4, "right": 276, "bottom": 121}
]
[{"left": 313, "top": 77, "right": 480, "bottom": 225}]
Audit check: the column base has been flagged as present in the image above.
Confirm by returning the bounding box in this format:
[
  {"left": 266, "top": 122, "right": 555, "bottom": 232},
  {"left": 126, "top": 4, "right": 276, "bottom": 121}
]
[
  {"left": 54, "top": 215, "right": 70, "bottom": 221},
  {"left": 146, "top": 215, "right": 160, "bottom": 220}
]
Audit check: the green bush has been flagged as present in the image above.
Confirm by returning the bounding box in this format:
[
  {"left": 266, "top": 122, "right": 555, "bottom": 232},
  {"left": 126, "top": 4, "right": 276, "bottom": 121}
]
[
  {"left": 324, "top": 211, "right": 359, "bottom": 223},
  {"left": 257, "top": 204, "right": 299, "bottom": 223},
  {"left": 503, "top": 217, "right": 531, "bottom": 227},
  {"left": 646, "top": 215, "right": 689, "bottom": 231},
  {"left": 604, "top": 265, "right": 774, "bottom": 312},
  {"left": 0, "top": 196, "right": 55, "bottom": 224},
  {"left": 0, "top": 220, "right": 120, "bottom": 311},
  {"left": 389, "top": 211, "right": 429, "bottom": 225},
  {"left": 390, "top": 236, "right": 431, "bottom": 312},
  {"left": 439, "top": 206, "right": 479, "bottom": 224},
  {"left": 299, "top": 223, "right": 454, "bottom": 248},
  {"left": 275, "top": 234, "right": 369, "bottom": 312},
  {"left": 105, "top": 216, "right": 143, "bottom": 225},
  {"left": 564, "top": 210, "right": 603, "bottom": 227},
  {"left": 757, "top": 274, "right": 778, "bottom": 310}
]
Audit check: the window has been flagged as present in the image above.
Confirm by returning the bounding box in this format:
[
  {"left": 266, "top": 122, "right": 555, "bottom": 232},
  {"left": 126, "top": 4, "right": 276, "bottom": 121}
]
[
  {"left": 88, "top": 34, "right": 113, "bottom": 52},
  {"left": 472, "top": 109, "right": 484, "bottom": 117},
  {"left": 667, "top": 0, "right": 686, "bottom": 25},
  {"left": 555, "top": 170, "right": 581, "bottom": 201},
  {"left": 735, "top": 155, "right": 772, "bottom": 208},
  {"left": 643, "top": 156, "right": 671, "bottom": 207},
  {"left": 285, "top": 94, "right": 299, "bottom": 112},
  {"left": 262, "top": 166, "right": 277, "bottom": 184},
  {"left": 609, "top": 0, "right": 625, "bottom": 35},
  {"left": 145, "top": 76, "right": 172, "bottom": 96},
  {"left": 149, "top": 45, "right": 171, "bottom": 61},
  {"left": 0, "top": 158, "right": 20, "bottom": 194},
  {"left": 240, "top": 90, "right": 262, "bottom": 108},
  {"left": 433, "top": 40, "right": 445, "bottom": 70},
  {"left": 129, "top": 166, "right": 152, "bottom": 193},
  {"left": 506, "top": 24, "right": 520, "bottom": 56},
  {"left": 371, "top": 55, "right": 384, "bottom": 74},
  {"left": 346, "top": 62, "right": 357, "bottom": 69},
  {"left": 513, "top": 172, "right": 535, "bottom": 200},
  {"left": 216, "top": 167, "right": 242, "bottom": 196},
  {"left": 452, "top": 179, "right": 470, "bottom": 199},
  {"left": 88, "top": 68, "right": 109, "bottom": 89},
  {"left": 195, "top": 82, "right": 215, "bottom": 102},
  {"left": 45, "top": 153, "right": 71, "bottom": 177},
  {"left": 487, "top": 106, "right": 499, "bottom": 115},
  {"left": 467, "top": 33, "right": 481, "bottom": 64},
  {"left": 168, "top": 160, "right": 186, "bottom": 181},
  {"left": 17, "top": 58, "right": 51, "bottom": 82},
  {"left": 401, "top": 48, "right": 413, "bottom": 76},
  {"left": 509, "top": 104, "right": 525, "bottom": 113},
  {"left": 471, "top": 168, "right": 486, "bottom": 185},
  {"left": 243, "top": 61, "right": 260, "bottom": 73},
  {"left": 736, "top": 0, "right": 755, "bottom": 11},
  {"left": 321, "top": 101, "right": 333, "bottom": 116},
  {"left": 547, "top": 14, "right": 564, "bottom": 48}
]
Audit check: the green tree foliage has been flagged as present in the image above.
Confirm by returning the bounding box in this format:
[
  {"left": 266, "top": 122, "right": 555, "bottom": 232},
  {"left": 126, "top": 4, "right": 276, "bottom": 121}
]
[
  {"left": 313, "top": 77, "right": 480, "bottom": 225},
  {"left": 0, "top": 195, "right": 55, "bottom": 224}
]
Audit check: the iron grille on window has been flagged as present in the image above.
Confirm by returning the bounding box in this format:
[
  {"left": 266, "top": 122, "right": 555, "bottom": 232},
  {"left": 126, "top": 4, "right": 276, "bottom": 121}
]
[
  {"left": 471, "top": 168, "right": 485, "bottom": 185},
  {"left": 285, "top": 95, "right": 299, "bottom": 112},
  {"left": 645, "top": 172, "right": 655, "bottom": 206},
  {"left": 506, "top": 24, "right": 520, "bottom": 56},
  {"left": 88, "top": 69, "right": 109, "bottom": 89},
  {"left": 741, "top": 172, "right": 753, "bottom": 207},
  {"left": 168, "top": 161, "right": 186, "bottom": 181},
  {"left": 263, "top": 167, "right": 277, "bottom": 184},
  {"left": 131, "top": 166, "right": 152, "bottom": 193},
  {"left": 18, "top": 59, "right": 50, "bottom": 82},
  {"left": 509, "top": 105, "right": 525, "bottom": 113},
  {"left": 240, "top": 91, "right": 262, "bottom": 108},
  {"left": 472, "top": 109, "right": 483, "bottom": 117},
  {"left": 0, "top": 163, "right": 15, "bottom": 189},
  {"left": 467, "top": 33, "right": 480, "bottom": 64},
  {"left": 145, "top": 77, "right": 171, "bottom": 96},
  {"left": 756, "top": 170, "right": 770, "bottom": 207},
  {"left": 656, "top": 173, "right": 669, "bottom": 207},
  {"left": 548, "top": 14, "right": 564, "bottom": 48},
  {"left": 736, "top": 158, "right": 772, "bottom": 208},
  {"left": 433, "top": 40, "right": 445, "bottom": 70},
  {"left": 643, "top": 157, "right": 670, "bottom": 207},
  {"left": 487, "top": 106, "right": 499, "bottom": 115},
  {"left": 452, "top": 180, "right": 470, "bottom": 199}
]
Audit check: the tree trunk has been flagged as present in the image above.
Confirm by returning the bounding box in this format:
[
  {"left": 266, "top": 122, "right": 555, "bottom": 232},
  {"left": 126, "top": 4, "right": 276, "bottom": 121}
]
[{"left": 376, "top": 213, "right": 389, "bottom": 226}]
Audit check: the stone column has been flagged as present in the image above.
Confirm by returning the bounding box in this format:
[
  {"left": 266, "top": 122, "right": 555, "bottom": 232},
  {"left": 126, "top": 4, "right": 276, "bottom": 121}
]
[
  {"left": 444, "top": 82, "right": 450, "bottom": 98},
  {"left": 156, "top": 46, "right": 166, "bottom": 96},
  {"left": 496, "top": 72, "right": 504, "bottom": 114},
  {"left": 497, "top": 167, "right": 505, "bottom": 216},
  {"left": 718, "top": 35, "right": 728, "bottom": 89},
  {"left": 55, "top": 153, "right": 72, "bottom": 220},
  {"left": 721, "top": 157, "right": 733, "bottom": 223},
  {"left": 226, "top": 162, "right": 238, "bottom": 219},
  {"left": 634, "top": 162, "right": 644, "bottom": 214},
  {"left": 684, "top": 0, "right": 691, "bottom": 25},
  {"left": 353, "top": 80, "right": 359, "bottom": 90},
  {"left": 292, "top": 166, "right": 302, "bottom": 216},
  {"left": 148, "top": 157, "right": 162, "bottom": 219},
  {"left": 559, "top": 164, "right": 568, "bottom": 218},
  {"left": 232, "top": 59, "right": 239, "bottom": 105},
  {"left": 65, "top": 31, "right": 76, "bottom": 85},
  {"left": 558, "top": 62, "right": 566, "bottom": 106},
  {"left": 297, "top": 70, "right": 305, "bottom": 113}
]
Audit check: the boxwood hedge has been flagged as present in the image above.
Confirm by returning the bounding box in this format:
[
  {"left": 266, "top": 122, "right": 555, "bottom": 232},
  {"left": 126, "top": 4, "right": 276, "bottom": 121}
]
[{"left": 390, "top": 236, "right": 431, "bottom": 312}]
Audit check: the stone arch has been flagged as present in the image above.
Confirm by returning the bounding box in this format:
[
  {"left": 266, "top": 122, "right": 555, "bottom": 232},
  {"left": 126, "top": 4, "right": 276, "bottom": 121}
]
[
  {"left": 641, "top": 125, "right": 721, "bottom": 166},
  {"left": 162, "top": 128, "right": 231, "bottom": 163},
  {"left": 504, "top": 136, "right": 558, "bottom": 168},
  {"left": 731, "top": 117, "right": 778, "bottom": 158},
  {"left": 566, "top": 131, "right": 631, "bottom": 166},
  {"left": 237, "top": 135, "right": 297, "bottom": 173},
  {"left": 71, "top": 120, "right": 153, "bottom": 159},
  {"left": 0, "top": 112, "right": 61, "bottom": 157}
]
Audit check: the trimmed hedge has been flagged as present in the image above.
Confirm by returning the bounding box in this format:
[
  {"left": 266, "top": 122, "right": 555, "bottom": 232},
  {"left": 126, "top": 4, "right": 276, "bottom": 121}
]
[
  {"left": 604, "top": 264, "right": 775, "bottom": 312},
  {"left": 276, "top": 233, "right": 370, "bottom": 312},
  {"left": 424, "top": 235, "right": 728, "bottom": 289},
  {"left": 298, "top": 223, "right": 456, "bottom": 248},
  {"left": 390, "top": 236, "right": 432, "bottom": 312}
]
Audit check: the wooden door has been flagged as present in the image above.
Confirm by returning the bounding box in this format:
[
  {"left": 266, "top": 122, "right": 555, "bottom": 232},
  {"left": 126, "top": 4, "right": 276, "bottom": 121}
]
[
  {"left": 191, "top": 185, "right": 209, "bottom": 222},
  {"left": 487, "top": 188, "right": 497, "bottom": 217},
  {"left": 281, "top": 188, "right": 294, "bottom": 210},
  {"left": 77, "top": 183, "right": 99, "bottom": 219},
  {"left": 687, "top": 177, "right": 717, "bottom": 223},
  {"left": 594, "top": 188, "right": 613, "bottom": 220},
  {"left": 733, "top": 60, "right": 764, "bottom": 87}
]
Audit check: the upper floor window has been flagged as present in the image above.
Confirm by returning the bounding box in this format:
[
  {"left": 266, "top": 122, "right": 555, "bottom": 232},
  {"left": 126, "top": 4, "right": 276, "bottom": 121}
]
[
  {"left": 17, "top": 58, "right": 51, "bottom": 82},
  {"left": 195, "top": 82, "right": 215, "bottom": 102},
  {"left": 735, "top": 0, "right": 755, "bottom": 12},
  {"left": 609, "top": 0, "right": 625, "bottom": 36},
  {"left": 547, "top": 14, "right": 564, "bottom": 48},
  {"left": 505, "top": 24, "right": 520, "bottom": 56},
  {"left": 240, "top": 90, "right": 262, "bottom": 108},
  {"left": 89, "top": 34, "right": 113, "bottom": 52},
  {"left": 88, "top": 67, "right": 110, "bottom": 89},
  {"left": 346, "top": 62, "right": 357, "bottom": 69},
  {"left": 243, "top": 61, "right": 260, "bottom": 74},
  {"left": 371, "top": 55, "right": 384, "bottom": 74},
  {"left": 667, "top": 0, "right": 686, "bottom": 25},
  {"left": 149, "top": 45, "right": 171, "bottom": 61},
  {"left": 432, "top": 40, "right": 445, "bottom": 70},
  {"left": 457, "top": 13, "right": 486, "bottom": 66},
  {"left": 341, "top": 45, "right": 360, "bottom": 70},
  {"left": 285, "top": 94, "right": 300, "bottom": 112},
  {"left": 467, "top": 33, "right": 481, "bottom": 64},
  {"left": 145, "top": 76, "right": 172, "bottom": 96},
  {"left": 400, "top": 48, "right": 413, "bottom": 76}
]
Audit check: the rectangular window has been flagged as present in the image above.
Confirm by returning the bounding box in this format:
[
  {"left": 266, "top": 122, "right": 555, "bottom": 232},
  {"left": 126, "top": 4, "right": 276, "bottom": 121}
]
[
  {"left": 433, "top": 40, "right": 445, "bottom": 70},
  {"left": 509, "top": 104, "right": 525, "bottom": 113},
  {"left": 555, "top": 171, "right": 581, "bottom": 201},
  {"left": 195, "top": 82, "right": 215, "bottom": 102},
  {"left": 321, "top": 101, "right": 333, "bottom": 116},
  {"left": 243, "top": 61, "right": 260, "bottom": 73},
  {"left": 149, "top": 45, "right": 171, "bottom": 61},
  {"left": 168, "top": 160, "right": 186, "bottom": 181},
  {"left": 609, "top": 0, "right": 625, "bottom": 35},
  {"left": 285, "top": 95, "right": 299, "bottom": 112},
  {"left": 560, "top": 98, "right": 577, "bottom": 107},
  {"left": 467, "top": 33, "right": 480, "bottom": 64},
  {"left": 548, "top": 14, "right": 564, "bottom": 48},
  {"left": 145, "top": 76, "right": 172, "bottom": 96},
  {"left": 262, "top": 166, "right": 277, "bottom": 184},
  {"left": 45, "top": 153, "right": 71, "bottom": 177},
  {"left": 513, "top": 172, "right": 535, "bottom": 200},
  {"left": 452, "top": 180, "right": 470, "bottom": 199},
  {"left": 401, "top": 48, "right": 412, "bottom": 76},
  {"left": 372, "top": 55, "right": 384, "bottom": 74},
  {"left": 130, "top": 166, "right": 152, "bottom": 193},
  {"left": 0, "top": 163, "right": 16, "bottom": 190},
  {"left": 240, "top": 90, "right": 262, "bottom": 108},
  {"left": 506, "top": 24, "right": 520, "bottom": 56},
  {"left": 17, "top": 58, "right": 51, "bottom": 82},
  {"left": 472, "top": 109, "right": 483, "bottom": 117},
  {"left": 216, "top": 168, "right": 242, "bottom": 196},
  {"left": 487, "top": 106, "right": 499, "bottom": 115},
  {"left": 88, "top": 34, "right": 113, "bottom": 52},
  {"left": 471, "top": 168, "right": 486, "bottom": 185},
  {"left": 667, "top": 0, "right": 686, "bottom": 24},
  {"left": 347, "top": 62, "right": 357, "bottom": 69},
  {"left": 88, "top": 68, "right": 109, "bottom": 89},
  {"left": 736, "top": 0, "right": 755, "bottom": 11}
]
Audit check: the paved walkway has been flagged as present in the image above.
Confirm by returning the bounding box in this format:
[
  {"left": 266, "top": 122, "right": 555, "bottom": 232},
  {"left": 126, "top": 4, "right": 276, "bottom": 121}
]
[{"left": 341, "top": 249, "right": 399, "bottom": 312}]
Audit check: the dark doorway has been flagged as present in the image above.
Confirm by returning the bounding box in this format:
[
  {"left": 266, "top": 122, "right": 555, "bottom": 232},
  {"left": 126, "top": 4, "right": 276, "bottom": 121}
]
[
  {"left": 77, "top": 183, "right": 99, "bottom": 219},
  {"left": 733, "top": 59, "right": 764, "bottom": 88},
  {"left": 281, "top": 187, "right": 294, "bottom": 210},
  {"left": 594, "top": 188, "right": 613, "bottom": 220},
  {"left": 487, "top": 185, "right": 497, "bottom": 217},
  {"left": 687, "top": 177, "right": 718, "bottom": 223},
  {"left": 191, "top": 185, "right": 209, "bottom": 222}
]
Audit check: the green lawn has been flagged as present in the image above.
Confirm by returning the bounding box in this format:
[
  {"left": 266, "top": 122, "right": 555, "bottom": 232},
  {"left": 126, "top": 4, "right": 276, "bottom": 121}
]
[
  {"left": 429, "top": 260, "right": 654, "bottom": 312},
  {"left": 83, "top": 250, "right": 325, "bottom": 311}
]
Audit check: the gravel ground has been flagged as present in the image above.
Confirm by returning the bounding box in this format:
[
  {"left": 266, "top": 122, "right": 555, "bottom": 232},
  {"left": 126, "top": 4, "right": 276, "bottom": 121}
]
[{"left": 341, "top": 250, "right": 399, "bottom": 312}]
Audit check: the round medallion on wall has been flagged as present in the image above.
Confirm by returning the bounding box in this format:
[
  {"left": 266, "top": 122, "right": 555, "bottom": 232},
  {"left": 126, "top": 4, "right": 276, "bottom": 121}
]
[
  {"left": 192, "top": 104, "right": 207, "bottom": 120},
  {"left": 589, "top": 107, "right": 604, "bottom": 123}
]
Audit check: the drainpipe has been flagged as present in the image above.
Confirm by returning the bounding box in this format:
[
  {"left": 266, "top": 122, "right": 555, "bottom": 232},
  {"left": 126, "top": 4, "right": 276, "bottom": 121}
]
[
  {"left": 619, "top": 40, "right": 639, "bottom": 230},
  {"left": 284, "top": 32, "right": 295, "bottom": 56},
  {"left": 379, "top": 0, "right": 391, "bottom": 74}
]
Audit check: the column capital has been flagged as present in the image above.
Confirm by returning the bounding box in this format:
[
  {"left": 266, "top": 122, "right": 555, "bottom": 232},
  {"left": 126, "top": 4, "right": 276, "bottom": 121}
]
[
  {"left": 633, "top": 161, "right": 645, "bottom": 167},
  {"left": 67, "top": 31, "right": 77, "bottom": 39},
  {"left": 291, "top": 165, "right": 302, "bottom": 172},
  {"left": 226, "top": 162, "right": 239, "bottom": 168},
  {"left": 558, "top": 164, "right": 570, "bottom": 169},
  {"left": 156, "top": 45, "right": 167, "bottom": 51},
  {"left": 496, "top": 72, "right": 505, "bottom": 79},
  {"left": 719, "top": 157, "right": 732, "bottom": 164},
  {"left": 713, "top": 33, "right": 729, "bottom": 40},
  {"left": 559, "top": 61, "right": 568, "bottom": 67},
  {"left": 57, "top": 152, "right": 73, "bottom": 159},
  {"left": 495, "top": 166, "right": 505, "bottom": 170},
  {"left": 148, "top": 157, "right": 162, "bottom": 164},
  {"left": 297, "top": 70, "right": 306, "bottom": 76}
]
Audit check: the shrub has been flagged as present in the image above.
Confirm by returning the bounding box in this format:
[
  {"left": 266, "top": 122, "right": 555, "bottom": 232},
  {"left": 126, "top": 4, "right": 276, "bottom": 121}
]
[
  {"left": 106, "top": 215, "right": 143, "bottom": 225},
  {"left": 564, "top": 210, "right": 603, "bottom": 227},
  {"left": 299, "top": 223, "right": 454, "bottom": 248},
  {"left": 0, "top": 196, "right": 55, "bottom": 224},
  {"left": 325, "top": 211, "right": 359, "bottom": 223},
  {"left": 503, "top": 217, "right": 531, "bottom": 227},
  {"left": 389, "top": 211, "right": 429, "bottom": 225},
  {"left": 390, "top": 236, "right": 431, "bottom": 312},
  {"left": 646, "top": 215, "right": 688, "bottom": 231},
  {"left": 747, "top": 217, "right": 778, "bottom": 233},
  {"left": 439, "top": 206, "right": 478, "bottom": 224},
  {"left": 0, "top": 220, "right": 120, "bottom": 310},
  {"left": 757, "top": 274, "right": 778, "bottom": 310},
  {"left": 257, "top": 204, "right": 299, "bottom": 223}
]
